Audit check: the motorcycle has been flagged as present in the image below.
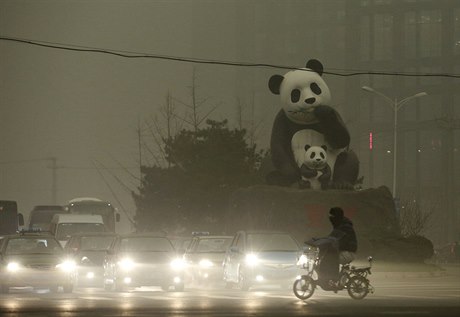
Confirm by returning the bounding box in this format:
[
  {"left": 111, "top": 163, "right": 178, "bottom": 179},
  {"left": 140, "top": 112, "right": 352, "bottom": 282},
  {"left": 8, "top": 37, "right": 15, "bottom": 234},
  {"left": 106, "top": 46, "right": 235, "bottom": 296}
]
[{"left": 293, "top": 241, "right": 374, "bottom": 300}]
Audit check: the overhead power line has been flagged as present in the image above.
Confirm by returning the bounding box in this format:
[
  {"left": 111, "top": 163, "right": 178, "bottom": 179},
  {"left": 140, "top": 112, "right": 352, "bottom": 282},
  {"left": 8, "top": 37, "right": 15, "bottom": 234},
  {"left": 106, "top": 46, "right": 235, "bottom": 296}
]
[{"left": 1, "top": 35, "right": 459, "bottom": 79}]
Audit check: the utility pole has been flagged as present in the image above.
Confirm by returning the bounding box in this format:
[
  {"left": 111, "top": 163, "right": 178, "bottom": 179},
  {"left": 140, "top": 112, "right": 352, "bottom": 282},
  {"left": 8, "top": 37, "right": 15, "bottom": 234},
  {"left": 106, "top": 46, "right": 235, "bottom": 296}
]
[
  {"left": 49, "top": 157, "right": 57, "bottom": 204},
  {"left": 137, "top": 117, "right": 142, "bottom": 188}
]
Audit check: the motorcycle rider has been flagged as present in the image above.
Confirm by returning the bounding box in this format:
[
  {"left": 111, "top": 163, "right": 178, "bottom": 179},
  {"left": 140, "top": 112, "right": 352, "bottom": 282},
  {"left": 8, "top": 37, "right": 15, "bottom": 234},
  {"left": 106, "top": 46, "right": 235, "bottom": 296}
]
[
  {"left": 307, "top": 207, "right": 357, "bottom": 289},
  {"left": 329, "top": 207, "right": 357, "bottom": 266}
]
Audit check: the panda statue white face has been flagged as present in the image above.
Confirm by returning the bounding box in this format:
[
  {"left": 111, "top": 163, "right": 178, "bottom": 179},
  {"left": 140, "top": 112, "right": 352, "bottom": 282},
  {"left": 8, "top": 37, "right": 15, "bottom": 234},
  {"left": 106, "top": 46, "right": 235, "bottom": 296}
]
[
  {"left": 304, "top": 145, "right": 328, "bottom": 170},
  {"left": 269, "top": 59, "right": 331, "bottom": 125}
]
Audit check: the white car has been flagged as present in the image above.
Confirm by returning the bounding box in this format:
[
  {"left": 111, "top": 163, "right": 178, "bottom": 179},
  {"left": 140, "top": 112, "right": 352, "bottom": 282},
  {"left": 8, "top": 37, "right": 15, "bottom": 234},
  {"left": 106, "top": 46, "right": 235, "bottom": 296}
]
[
  {"left": 0, "top": 232, "right": 76, "bottom": 293},
  {"left": 223, "top": 230, "right": 302, "bottom": 291}
]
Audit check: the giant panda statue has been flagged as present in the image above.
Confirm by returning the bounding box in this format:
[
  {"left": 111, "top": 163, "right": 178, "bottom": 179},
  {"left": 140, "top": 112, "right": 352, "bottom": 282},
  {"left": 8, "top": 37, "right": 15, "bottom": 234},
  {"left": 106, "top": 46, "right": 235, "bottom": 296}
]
[{"left": 266, "top": 59, "right": 359, "bottom": 189}]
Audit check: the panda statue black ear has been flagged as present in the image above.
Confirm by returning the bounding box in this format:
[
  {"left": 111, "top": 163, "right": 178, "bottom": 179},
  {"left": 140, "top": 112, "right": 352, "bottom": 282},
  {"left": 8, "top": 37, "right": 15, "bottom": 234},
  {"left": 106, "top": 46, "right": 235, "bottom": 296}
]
[
  {"left": 269, "top": 74, "right": 284, "bottom": 95},
  {"left": 321, "top": 145, "right": 328, "bottom": 151},
  {"left": 304, "top": 144, "right": 311, "bottom": 151},
  {"left": 306, "top": 59, "right": 324, "bottom": 76}
]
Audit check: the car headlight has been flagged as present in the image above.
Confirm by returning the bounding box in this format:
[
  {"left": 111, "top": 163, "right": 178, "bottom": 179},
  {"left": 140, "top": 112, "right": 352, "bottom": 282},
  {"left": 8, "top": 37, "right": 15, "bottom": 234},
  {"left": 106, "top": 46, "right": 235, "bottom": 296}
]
[
  {"left": 245, "top": 253, "right": 259, "bottom": 266},
  {"left": 117, "top": 258, "right": 135, "bottom": 271},
  {"left": 170, "top": 258, "right": 186, "bottom": 271},
  {"left": 56, "top": 260, "right": 77, "bottom": 272},
  {"left": 199, "top": 259, "right": 214, "bottom": 268},
  {"left": 6, "top": 262, "right": 21, "bottom": 273}
]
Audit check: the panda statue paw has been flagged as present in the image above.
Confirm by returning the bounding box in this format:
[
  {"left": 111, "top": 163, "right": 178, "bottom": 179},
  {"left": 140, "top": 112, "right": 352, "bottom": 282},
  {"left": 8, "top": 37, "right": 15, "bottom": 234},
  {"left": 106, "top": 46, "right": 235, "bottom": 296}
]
[
  {"left": 313, "top": 105, "right": 335, "bottom": 121},
  {"left": 298, "top": 180, "right": 311, "bottom": 189}
]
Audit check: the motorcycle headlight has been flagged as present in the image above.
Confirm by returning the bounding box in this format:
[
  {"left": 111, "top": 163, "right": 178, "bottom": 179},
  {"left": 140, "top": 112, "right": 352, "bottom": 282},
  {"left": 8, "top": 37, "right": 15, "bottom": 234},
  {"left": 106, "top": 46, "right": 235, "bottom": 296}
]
[
  {"left": 297, "top": 254, "right": 309, "bottom": 266},
  {"left": 56, "top": 260, "right": 77, "bottom": 272},
  {"left": 7, "top": 262, "right": 21, "bottom": 273},
  {"left": 245, "top": 253, "right": 259, "bottom": 266},
  {"left": 170, "top": 258, "right": 186, "bottom": 271},
  {"left": 199, "top": 259, "right": 214, "bottom": 268},
  {"left": 117, "top": 258, "right": 135, "bottom": 271}
]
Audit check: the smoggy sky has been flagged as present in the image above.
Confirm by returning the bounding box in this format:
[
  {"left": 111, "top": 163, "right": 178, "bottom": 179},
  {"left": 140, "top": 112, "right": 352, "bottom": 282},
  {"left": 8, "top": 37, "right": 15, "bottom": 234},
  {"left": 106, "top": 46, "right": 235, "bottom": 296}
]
[{"left": 0, "top": 0, "right": 282, "bottom": 232}]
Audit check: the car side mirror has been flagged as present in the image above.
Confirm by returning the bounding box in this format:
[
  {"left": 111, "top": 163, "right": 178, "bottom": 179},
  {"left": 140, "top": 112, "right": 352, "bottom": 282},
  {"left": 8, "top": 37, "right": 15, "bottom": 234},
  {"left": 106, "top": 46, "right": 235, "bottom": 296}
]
[{"left": 18, "top": 213, "right": 25, "bottom": 226}]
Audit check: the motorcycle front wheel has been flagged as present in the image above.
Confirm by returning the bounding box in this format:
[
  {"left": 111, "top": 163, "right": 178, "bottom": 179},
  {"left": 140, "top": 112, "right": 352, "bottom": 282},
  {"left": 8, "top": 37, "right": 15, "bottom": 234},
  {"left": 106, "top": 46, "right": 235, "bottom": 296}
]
[
  {"left": 347, "top": 276, "right": 369, "bottom": 300},
  {"left": 293, "top": 276, "right": 315, "bottom": 300}
]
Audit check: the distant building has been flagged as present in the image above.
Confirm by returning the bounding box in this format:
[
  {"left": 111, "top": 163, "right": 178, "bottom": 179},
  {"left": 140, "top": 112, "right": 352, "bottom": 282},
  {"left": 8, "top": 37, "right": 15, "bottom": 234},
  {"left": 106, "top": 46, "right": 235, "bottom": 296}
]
[{"left": 343, "top": 0, "right": 460, "bottom": 246}]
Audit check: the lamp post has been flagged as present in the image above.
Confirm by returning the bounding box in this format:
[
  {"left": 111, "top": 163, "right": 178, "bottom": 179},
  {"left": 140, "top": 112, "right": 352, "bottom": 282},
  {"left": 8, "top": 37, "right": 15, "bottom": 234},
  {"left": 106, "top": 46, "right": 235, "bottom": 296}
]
[{"left": 361, "top": 86, "right": 427, "bottom": 198}]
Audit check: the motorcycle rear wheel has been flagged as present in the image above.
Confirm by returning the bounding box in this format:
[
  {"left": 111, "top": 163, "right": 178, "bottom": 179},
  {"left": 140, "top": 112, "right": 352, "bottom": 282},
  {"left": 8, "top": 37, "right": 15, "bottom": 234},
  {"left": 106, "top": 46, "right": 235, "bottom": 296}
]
[
  {"left": 347, "top": 276, "right": 369, "bottom": 300},
  {"left": 293, "top": 276, "right": 315, "bottom": 300}
]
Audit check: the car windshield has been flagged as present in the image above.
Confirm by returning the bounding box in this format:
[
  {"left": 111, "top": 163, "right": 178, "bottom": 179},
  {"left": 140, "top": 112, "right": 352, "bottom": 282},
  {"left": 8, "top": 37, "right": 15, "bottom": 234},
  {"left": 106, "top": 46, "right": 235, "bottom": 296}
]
[
  {"left": 5, "top": 237, "right": 63, "bottom": 255},
  {"left": 80, "top": 236, "right": 116, "bottom": 251},
  {"left": 172, "top": 238, "right": 192, "bottom": 251},
  {"left": 195, "top": 238, "right": 232, "bottom": 253},
  {"left": 247, "top": 233, "right": 300, "bottom": 252},
  {"left": 70, "top": 204, "right": 113, "bottom": 216},
  {"left": 120, "top": 237, "right": 174, "bottom": 252},
  {"left": 56, "top": 223, "right": 106, "bottom": 241}
]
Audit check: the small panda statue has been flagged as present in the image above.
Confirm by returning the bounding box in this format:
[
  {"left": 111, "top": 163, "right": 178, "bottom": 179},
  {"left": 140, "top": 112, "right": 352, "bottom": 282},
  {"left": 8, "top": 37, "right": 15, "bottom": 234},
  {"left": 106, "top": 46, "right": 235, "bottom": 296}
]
[{"left": 299, "top": 144, "right": 331, "bottom": 190}]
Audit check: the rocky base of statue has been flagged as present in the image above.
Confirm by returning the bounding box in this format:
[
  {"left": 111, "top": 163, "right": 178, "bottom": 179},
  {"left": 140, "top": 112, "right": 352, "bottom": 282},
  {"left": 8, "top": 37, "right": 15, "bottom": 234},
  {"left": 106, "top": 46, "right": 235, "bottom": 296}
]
[
  {"left": 369, "top": 235, "right": 434, "bottom": 263},
  {"left": 225, "top": 185, "right": 422, "bottom": 261}
]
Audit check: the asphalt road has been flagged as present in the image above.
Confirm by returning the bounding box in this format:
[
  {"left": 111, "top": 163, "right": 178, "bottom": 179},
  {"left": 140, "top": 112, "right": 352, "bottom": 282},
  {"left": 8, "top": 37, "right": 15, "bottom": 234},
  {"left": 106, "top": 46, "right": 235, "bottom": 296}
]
[{"left": 0, "top": 266, "right": 459, "bottom": 317}]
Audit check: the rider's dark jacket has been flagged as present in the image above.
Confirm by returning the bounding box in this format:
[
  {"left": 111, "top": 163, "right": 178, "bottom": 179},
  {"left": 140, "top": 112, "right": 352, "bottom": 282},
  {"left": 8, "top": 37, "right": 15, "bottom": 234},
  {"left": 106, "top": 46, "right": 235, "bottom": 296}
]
[{"left": 329, "top": 217, "right": 357, "bottom": 253}]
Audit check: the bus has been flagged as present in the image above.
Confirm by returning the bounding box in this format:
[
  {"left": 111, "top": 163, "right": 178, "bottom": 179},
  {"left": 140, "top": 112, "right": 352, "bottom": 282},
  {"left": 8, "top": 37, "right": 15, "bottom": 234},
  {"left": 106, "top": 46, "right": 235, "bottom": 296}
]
[
  {"left": 66, "top": 198, "right": 119, "bottom": 232},
  {"left": 0, "top": 200, "right": 24, "bottom": 236}
]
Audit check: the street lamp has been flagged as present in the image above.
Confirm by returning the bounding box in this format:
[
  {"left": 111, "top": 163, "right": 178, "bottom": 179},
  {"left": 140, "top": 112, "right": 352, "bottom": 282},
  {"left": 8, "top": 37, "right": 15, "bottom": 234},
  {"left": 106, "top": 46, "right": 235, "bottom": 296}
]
[{"left": 361, "top": 86, "right": 427, "bottom": 198}]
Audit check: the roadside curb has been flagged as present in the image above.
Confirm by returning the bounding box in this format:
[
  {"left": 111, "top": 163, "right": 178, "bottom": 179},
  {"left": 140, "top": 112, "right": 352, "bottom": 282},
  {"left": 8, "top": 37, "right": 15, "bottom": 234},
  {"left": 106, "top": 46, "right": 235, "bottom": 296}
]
[{"left": 372, "top": 270, "right": 449, "bottom": 279}]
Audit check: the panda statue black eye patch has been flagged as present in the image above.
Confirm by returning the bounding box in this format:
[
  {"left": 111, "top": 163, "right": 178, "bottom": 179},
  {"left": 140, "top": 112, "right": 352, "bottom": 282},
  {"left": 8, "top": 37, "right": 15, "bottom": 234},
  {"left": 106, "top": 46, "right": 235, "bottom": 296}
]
[
  {"left": 291, "top": 89, "right": 301, "bottom": 103},
  {"left": 310, "top": 83, "right": 322, "bottom": 95}
]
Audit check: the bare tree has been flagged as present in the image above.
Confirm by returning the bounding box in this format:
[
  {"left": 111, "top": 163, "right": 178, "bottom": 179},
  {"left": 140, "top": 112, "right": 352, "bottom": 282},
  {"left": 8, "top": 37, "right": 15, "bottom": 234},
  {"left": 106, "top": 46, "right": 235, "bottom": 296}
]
[
  {"left": 399, "top": 200, "right": 435, "bottom": 237},
  {"left": 234, "top": 92, "right": 264, "bottom": 148},
  {"left": 142, "top": 91, "right": 184, "bottom": 168},
  {"left": 172, "top": 68, "right": 219, "bottom": 132}
]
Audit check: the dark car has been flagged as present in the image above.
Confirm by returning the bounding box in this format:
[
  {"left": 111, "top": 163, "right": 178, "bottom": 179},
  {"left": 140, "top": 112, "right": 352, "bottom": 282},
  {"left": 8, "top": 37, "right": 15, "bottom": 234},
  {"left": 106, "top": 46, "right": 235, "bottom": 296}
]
[
  {"left": 0, "top": 231, "right": 76, "bottom": 293},
  {"left": 184, "top": 234, "right": 233, "bottom": 285},
  {"left": 223, "top": 230, "right": 302, "bottom": 291},
  {"left": 64, "top": 232, "right": 118, "bottom": 287},
  {"left": 103, "top": 233, "right": 186, "bottom": 292}
]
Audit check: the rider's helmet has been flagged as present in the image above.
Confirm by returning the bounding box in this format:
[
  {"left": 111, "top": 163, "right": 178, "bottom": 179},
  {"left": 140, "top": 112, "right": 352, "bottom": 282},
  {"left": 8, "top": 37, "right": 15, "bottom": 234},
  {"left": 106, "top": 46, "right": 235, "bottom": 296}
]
[{"left": 329, "top": 207, "right": 344, "bottom": 227}]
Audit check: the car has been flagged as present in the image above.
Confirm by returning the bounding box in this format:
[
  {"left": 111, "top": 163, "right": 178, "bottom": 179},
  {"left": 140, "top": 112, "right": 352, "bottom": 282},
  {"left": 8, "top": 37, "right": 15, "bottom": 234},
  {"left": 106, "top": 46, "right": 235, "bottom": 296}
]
[
  {"left": 103, "top": 233, "right": 186, "bottom": 292},
  {"left": 0, "top": 231, "right": 76, "bottom": 293},
  {"left": 64, "top": 232, "right": 118, "bottom": 287},
  {"left": 183, "top": 233, "right": 233, "bottom": 285},
  {"left": 223, "top": 230, "right": 302, "bottom": 291}
]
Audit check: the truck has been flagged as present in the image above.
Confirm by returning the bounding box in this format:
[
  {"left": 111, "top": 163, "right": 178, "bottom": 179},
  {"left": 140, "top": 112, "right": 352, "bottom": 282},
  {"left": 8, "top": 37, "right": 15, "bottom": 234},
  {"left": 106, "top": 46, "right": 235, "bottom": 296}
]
[
  {"left": 65, "top": 198, "right": 120, "bottom": 232},
  {"left": 0, "top": 200, "right": 24, "bottom": 236},
  {"left": 28, "top": 205, "right": 67, "bottom": 231},
  {"left": 49, "top": 214, "right": 106, "bottom": 247}
]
